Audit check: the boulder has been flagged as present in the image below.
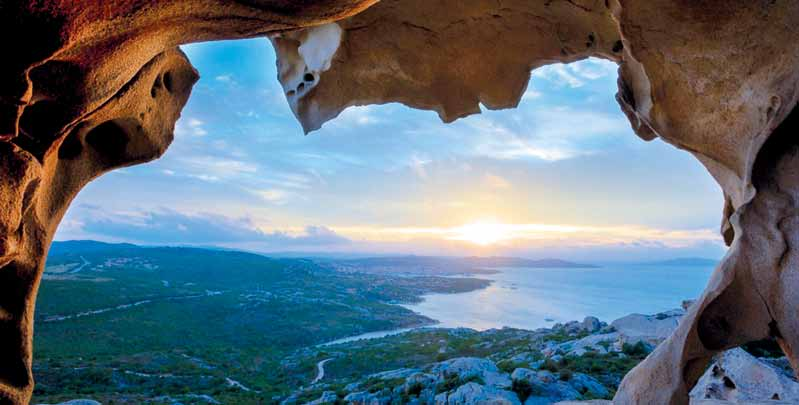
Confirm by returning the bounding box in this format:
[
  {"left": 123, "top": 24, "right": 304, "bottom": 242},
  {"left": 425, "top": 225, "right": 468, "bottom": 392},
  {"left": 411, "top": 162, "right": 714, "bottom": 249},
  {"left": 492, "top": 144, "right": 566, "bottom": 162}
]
[
  {"left": 512, "top": 368, "right": 580, "bottom": 404},
  {"left": 690, "top": 348, "right": 799, "bottom": 403},
  {"left": 369, "top": 368, "right": 420, "bottom": 381},
  {"left": 46, "top": 401, "right": 102, "bottom": 405},
  {"left": 344, "top": 391, "right": 382, "bottom": 405},
  {"left": 440, "top": 382, "right": 520, "bottom": 405},
  {"left": 554, "top": 332, "right": 620, "bottom": 356},
  {"left": 431, "top": 357, "right": 511, "bottom": 389},
  {"left": 581, "top": 317, "right": 602, "bottom": 333},
  {"left": 309, "top": 391, "right": 339, "bottom": 405},
  {"left": 403, "top": 372, "right": 437, "bottom": 392},
  {"left": 610, "top": 309, "right": 684, "bottom": 345},
  {"left": 569, "top": 373, "right": 610, "bottom": 399}
]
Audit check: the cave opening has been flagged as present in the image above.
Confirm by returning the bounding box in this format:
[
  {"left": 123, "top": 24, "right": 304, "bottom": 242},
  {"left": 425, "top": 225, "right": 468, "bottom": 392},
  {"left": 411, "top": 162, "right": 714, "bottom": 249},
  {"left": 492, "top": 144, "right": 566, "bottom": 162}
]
[{"left": 28, "top": 38, "right": 736, "bottom": 403}]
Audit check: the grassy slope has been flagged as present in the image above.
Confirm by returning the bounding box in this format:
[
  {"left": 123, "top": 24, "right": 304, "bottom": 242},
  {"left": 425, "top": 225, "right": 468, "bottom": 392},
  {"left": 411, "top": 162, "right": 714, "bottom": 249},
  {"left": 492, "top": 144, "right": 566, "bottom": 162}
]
[{"left": 33, "top": 243, "right": 488, "bottom": 403}]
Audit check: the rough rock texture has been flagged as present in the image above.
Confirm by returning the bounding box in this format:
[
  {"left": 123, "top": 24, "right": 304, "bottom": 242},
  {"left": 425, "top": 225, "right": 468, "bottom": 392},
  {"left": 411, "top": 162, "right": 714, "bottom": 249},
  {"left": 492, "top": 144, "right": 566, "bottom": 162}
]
[
  {"left": 2, "top": 1, "right": 799, "bottom": 404},
  {"left": 690, "top": 348, "right": 799, "bottom": 403},
  {"left": 512, "top": 368, "right": 608, "bottom": 404},
  {"left": 431, "top": 357, "right": 512, "bottom": 389},
  {"left": 611, "top": 309, "right": 685, "bottom": 345}
]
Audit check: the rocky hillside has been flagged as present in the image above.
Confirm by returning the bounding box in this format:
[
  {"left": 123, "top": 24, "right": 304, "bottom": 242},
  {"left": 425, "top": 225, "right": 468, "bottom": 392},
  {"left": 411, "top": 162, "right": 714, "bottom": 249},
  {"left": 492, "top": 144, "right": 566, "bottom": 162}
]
[{"left": 288, "top": 303, "right": 799, "bottom": 405}]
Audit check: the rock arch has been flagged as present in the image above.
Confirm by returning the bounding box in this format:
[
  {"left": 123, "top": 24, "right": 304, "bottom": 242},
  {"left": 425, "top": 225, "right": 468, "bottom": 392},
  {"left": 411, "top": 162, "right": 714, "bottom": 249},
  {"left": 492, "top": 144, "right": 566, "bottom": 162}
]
[{"left": 0, "top": 1, "right": 797, "bottom": 404}]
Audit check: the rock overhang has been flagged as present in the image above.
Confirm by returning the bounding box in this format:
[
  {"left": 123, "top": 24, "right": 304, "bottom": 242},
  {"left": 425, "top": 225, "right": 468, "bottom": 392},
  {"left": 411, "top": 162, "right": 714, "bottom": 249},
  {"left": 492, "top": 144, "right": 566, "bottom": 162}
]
[{"left": 0, "top": 1, "right": 798, "bottom": 404}]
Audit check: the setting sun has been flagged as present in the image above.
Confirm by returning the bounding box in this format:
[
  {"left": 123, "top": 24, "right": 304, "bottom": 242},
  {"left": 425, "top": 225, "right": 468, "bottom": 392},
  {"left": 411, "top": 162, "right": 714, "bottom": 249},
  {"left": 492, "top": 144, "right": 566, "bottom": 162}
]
[{"left": 450, "top": 221, "right": 513, "bottom": 246}]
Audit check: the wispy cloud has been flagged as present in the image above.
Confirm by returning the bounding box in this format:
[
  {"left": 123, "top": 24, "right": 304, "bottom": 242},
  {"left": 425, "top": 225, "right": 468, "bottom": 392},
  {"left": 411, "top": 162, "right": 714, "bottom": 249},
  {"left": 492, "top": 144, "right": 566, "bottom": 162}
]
[
  {"left": 175, "top": 117, "right": 208, "bottom": 137},
  {"left": 62, "top": 206, "right": 350, "bottom": 247},
  {"left": 256, "top": 188, "right": 292, "bottom": 205},
  {"left": 329, "top": 222, "right": 722, "bottom": 250},
  {"left": 532, "top": 58, "right": 616, "bottom": 88},
  {"left": 409, "top": 154, "right": 431, "bottom": 179},
  {"left": 177, "top": 156, "right": 258, "bottom": 181}
]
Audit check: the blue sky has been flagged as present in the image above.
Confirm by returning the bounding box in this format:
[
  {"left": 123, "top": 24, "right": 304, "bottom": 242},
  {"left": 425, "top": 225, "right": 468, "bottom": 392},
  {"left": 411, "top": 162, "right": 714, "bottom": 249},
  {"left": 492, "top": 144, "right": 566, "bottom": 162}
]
[{"left": 56, "top": 39, "right": 726, "bottom": 261}]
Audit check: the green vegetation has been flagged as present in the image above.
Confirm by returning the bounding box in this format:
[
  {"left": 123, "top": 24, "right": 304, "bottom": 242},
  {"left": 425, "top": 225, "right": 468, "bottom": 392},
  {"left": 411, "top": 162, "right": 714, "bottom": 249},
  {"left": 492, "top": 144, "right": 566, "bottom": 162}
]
[
  {"left": 33, "top": 242, "right": 489, "bottom": 404},
  {"left": 511, "top": 379, "right": 534, "bottom": 402},
  {"left": 743, "top": 338, "right": 785, "bottom": 358}
]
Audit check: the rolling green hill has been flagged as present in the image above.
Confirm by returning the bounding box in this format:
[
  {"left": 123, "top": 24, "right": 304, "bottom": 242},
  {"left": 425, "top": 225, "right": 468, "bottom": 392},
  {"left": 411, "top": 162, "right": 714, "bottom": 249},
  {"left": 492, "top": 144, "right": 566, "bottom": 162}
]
[{"left": 33, "top": 241, "right": 489, "bottom": 404}]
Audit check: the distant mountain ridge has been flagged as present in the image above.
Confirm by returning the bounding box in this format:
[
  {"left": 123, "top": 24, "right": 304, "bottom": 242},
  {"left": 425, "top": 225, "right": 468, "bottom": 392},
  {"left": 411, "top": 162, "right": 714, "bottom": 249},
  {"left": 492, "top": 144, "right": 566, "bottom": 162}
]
[
  {"left": 48, "top": 240, "right": 139, "bottom": 255},
  {"left": 337, "top": 255, "right": 596, "bottom": 268},
  {"left": 50, "top": 241, "right": 597, "bottom": 269},
  {"left": 641, "top": 257, "right": 719, "bottom": 267}
]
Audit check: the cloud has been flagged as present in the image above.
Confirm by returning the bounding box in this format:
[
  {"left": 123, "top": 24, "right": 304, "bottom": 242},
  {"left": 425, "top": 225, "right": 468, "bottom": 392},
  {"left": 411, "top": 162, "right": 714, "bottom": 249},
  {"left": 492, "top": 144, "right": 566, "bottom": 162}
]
[
  {"left": 326, "top": 105, "right": 381, "bottom": 128},
  {"left": 532, "top": 58, "right": 616, "bottom": 88},
  {"left": 72, "top": 207, "right": 350, "bottom": 247},
  {"left": 175, "top": 117, "right": 208, "bottom": 137},
  {"left": 482, "top": 174, "right": 511, "bottom": 189},
  {"left": 215, "top": 74, "right": 234, "bottom": 83},
  {"left": 456, "top": 106, "right": 629, "bottom": 161},
  {"left": 256, "top": 188, "right": 292, "bottom": 205},
  {"left": 409, "top": 154, "right": 431, "bottom": 179},
  {"left": 177, "top": 156, "right": 258, "bottom": 181}
]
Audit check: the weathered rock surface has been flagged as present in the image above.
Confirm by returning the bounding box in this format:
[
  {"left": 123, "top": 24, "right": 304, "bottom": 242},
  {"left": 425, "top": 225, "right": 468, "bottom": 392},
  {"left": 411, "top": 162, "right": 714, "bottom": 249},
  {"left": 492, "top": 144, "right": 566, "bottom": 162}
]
[
  {"left": 512, "top": 368, "right": 608, "bottom": 405},
  {"left": 39, "top": 401, "right": 102, "bottom": 405},
  {"left": 432, "top": 357, "right": 512, "bottom": 389},
  {"left": 610, "top": 309, "right": 685, "bottom": 345},
  {"left": 2, "top": 1, "right": 799, "bottom": 404},
  {"left": 309, "top": 391, "right": 339, "bottom": 405},
  {"left": 437, "top": 382, "right": 520, "bottom": 405},
  {"left": 690, "top": 348, "right": 799, "bottom": 403},
  {"left": 343, "top": 391, "right": 381, "bottom": 405}
]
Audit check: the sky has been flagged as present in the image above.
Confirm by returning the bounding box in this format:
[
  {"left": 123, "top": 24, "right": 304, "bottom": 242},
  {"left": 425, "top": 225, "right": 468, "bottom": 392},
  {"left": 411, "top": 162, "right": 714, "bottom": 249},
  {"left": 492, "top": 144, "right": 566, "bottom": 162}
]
[{"left": 55, "top": 38, "right": 727, "bottom": 262}]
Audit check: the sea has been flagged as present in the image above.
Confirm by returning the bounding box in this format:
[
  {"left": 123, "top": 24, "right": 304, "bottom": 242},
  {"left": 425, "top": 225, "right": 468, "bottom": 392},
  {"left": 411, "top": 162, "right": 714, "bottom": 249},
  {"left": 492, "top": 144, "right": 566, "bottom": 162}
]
[{"left": 401, "top": 263, "right": 716, "bottom": 330}]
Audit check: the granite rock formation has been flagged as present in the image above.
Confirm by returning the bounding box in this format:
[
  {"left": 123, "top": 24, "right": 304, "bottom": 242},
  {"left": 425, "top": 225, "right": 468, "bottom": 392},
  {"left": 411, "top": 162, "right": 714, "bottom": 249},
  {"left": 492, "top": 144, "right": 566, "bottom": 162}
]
[{"left": 1, "top": 1, "right": 797, "bottom": 404}]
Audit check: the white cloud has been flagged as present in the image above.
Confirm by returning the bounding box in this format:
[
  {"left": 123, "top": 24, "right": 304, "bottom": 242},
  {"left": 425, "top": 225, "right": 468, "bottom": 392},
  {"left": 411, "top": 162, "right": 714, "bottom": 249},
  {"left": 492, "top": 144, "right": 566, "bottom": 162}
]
[
  {"left": 175, "top": 116, "right": 209, "bottom": 137},
  {"left": 521, "top": 89, "right": 542, "bottom": 100},
  {"left": 410, "top": 154, "right": 431, "bottom": 179},
  {"left": 178, "top": 156, "right": 258, "bottom": 182},
  {"left": 461, "top": 106, "right": 629, "bottom": 161},
  {"left": 215, "top": 74, "right": 235, "bottom": 84},
  {"left": 256, "top": 189, "right": 291, "bottom": 205},
  {"left": 532, "top": 58, "right": 617, "bottom": 88},
  {"left": 328, "top": 105, "right": 381, "bottom": 128}
]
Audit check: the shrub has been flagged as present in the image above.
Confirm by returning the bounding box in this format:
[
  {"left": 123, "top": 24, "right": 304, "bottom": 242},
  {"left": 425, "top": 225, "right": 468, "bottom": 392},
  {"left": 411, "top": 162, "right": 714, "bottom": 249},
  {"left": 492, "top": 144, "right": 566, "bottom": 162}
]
[
  {"left": 622, "top": 341, "right": 649, "bottom": 357},
  {"left": 407, "top": 381, "right": 424, "bottom": 396},
  {"left": 511, "top": 379, "right": 533, "bottom": 402},
  {"left": 540, "top": 358, "right": 560, "bottom": 372}
]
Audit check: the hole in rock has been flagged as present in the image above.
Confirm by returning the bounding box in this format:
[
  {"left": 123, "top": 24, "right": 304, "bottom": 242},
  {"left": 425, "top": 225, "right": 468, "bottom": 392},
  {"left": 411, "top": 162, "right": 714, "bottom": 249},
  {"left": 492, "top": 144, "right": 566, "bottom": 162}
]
[
  {"left": 57, "top": 126, "right": 83, "bottom": 159},
  {"left": 85, "top": 118, "right": 140, "bottom": 164},
  {"left": 151, "top": 75, "right": 162, "bottom": 98},
  {"left": 162, "top": 70, "right": 174, "bottom": 93},
  {"left": 42, "top": 39, "right": 728, "bottom": 403}
]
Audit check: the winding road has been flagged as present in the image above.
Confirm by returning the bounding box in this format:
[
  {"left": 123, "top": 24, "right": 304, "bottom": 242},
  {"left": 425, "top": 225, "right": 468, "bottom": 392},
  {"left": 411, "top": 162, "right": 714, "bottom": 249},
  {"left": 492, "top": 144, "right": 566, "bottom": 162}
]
[
  {"left": 312, "top": 358, "right": 333, "bottom": 384},
  {"left": 68, "top": 256, "right": 91, "bottom": 274}
]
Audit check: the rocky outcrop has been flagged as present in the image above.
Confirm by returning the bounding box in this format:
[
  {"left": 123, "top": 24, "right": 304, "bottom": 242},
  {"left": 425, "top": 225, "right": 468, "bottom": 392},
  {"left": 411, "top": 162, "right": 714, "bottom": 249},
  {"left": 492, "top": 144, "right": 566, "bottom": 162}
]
[
  {"left": 437, "top": 382, "right": 520, "bottom": 405},
  {"left": 432, "top": 357, "right": 512, "bottom": 389},
  {"left": 309, "top": 391, "right": 339, "bottom": 405},
  {"left": 690, "top": 348, "right": 799, "bottom": 403},
  {"left": 547, "top": 309, "right": 682, "bottom": 357},
  {"left": 2, "top": 1, "right": 799, "bottom": 404},
  {"left": 512, "top": 368, "right": 608, "bottom": 405},
  {"left": 610, "top": 309, "right": 684, "bottom": 345}
]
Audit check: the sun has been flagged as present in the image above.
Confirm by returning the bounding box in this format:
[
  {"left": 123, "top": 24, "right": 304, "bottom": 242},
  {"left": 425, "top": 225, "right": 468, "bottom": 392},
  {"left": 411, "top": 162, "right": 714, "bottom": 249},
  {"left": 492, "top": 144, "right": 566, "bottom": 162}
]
[{"left": 450, "top": 221, "right": 512, "bottom": 246}]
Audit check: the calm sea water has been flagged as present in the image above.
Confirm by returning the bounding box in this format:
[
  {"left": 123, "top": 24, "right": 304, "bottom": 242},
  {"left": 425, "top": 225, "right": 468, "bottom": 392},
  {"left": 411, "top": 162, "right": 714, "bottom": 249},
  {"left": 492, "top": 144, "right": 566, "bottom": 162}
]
[{"left": 401, "top": 264, "right": 715, "bottom": 331}]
